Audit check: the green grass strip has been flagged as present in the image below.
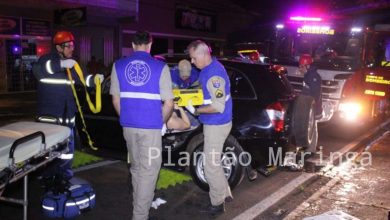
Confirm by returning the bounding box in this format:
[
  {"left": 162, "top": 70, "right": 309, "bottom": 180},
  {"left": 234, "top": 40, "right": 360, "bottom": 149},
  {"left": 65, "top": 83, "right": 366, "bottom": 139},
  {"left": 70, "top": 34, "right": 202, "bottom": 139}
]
[
  {"left": 156, "top": 168, "right": 192, "bottom": 190},
  {"left": 72, "top": 150, "right": 103, "bottom": 169},
  {"left": 72, "top": 151, "right": 190, "bottom": 189}
]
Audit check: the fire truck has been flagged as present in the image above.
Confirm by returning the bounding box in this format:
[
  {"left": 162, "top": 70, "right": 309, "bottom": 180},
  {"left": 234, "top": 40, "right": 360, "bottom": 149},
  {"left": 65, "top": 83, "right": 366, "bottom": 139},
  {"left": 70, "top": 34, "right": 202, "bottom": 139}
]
[{"left": 244, "top": 15, "right": 390, "bottom": 125}]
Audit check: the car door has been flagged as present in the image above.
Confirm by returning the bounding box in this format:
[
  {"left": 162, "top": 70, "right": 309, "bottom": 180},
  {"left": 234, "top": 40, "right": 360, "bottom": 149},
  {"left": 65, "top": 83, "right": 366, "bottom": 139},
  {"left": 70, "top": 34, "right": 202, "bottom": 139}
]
[{"left": 226, "top": 64, "right": 273, "bottom": 138}]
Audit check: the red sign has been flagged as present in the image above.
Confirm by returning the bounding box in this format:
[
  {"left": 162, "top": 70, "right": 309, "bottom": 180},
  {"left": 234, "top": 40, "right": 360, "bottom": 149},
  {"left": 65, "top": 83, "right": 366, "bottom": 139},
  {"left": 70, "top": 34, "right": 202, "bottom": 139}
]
[{"left": 0, "top": 16, "right": 20, "bottom": 35}]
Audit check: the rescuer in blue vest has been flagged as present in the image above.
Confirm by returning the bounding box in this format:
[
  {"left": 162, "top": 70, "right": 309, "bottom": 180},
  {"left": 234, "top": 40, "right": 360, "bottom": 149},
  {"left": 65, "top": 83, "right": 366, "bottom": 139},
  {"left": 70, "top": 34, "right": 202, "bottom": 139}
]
[
  {"left": 185, "top": 40, "right": 233, "bottom": 214},
  {"left": 170, "top": 59, "right": 200, "bottom": 89},
  {"left": 299, "top": 54, "right": 323, "bottom": 120},
  {"left": 110, "top": 31, "right": 174, "bottom": 220},
  {"left": 33, "top": 31, "right": 103, "bottom": 181}
]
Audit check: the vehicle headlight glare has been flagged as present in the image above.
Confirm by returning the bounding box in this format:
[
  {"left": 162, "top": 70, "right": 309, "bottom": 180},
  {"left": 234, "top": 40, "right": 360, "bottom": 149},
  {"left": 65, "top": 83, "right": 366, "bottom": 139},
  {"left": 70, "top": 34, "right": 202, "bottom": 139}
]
[{"left": 339, "top": 102, "right": 362, "bottom": 121}]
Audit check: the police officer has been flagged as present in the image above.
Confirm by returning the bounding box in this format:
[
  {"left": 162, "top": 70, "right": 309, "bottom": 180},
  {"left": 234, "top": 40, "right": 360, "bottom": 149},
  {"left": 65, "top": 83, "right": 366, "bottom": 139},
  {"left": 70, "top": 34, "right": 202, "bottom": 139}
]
[
  {"left": 186, "top": 40, "right": 233, "bottom": 214},
  {"left": 170, "top": 59, "right": 200, "bottom": 89},
  {"left": 110, "top": 31, "right": 174, "bottom": 220},
  {"left": 33, "top": 31, "right": 103, "bottom": 181},
  {"left": 299, "top": 54, "right": 323, "bottom": 120}
]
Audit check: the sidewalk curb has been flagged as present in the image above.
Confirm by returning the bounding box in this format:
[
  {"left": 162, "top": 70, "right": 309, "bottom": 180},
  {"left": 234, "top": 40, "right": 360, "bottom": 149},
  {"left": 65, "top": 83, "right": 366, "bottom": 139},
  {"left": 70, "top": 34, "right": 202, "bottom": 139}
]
[
  {"left": 233, "top": 119, "right": 390, "bottom": 220},
  {"left": 283, "top": 175, "right": 342, "bottom": 220},
  {"left": 284, "top": 118, "right": 390, "bottom": 220},
  {"left": 73, "top": 160, "right": 120, "bottom": 173},
  {"left": 232, "top": 173, "right": 316, "bottom": 220},
  {"left": 306, "top": 118, "right": 390, "bottom": 171}
]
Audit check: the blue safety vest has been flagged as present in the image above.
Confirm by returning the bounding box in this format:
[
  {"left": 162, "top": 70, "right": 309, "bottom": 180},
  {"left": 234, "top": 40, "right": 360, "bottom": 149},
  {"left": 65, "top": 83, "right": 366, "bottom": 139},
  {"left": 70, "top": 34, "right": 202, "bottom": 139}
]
[
  {"left": 199, "top": 58, "right": 232, "bottom": 125},
  {"left": 170, "top": 67, "right": 199, "bottom": 89},
  {"left": 115, "top": 51, "right": 165, "bottom": 129}
]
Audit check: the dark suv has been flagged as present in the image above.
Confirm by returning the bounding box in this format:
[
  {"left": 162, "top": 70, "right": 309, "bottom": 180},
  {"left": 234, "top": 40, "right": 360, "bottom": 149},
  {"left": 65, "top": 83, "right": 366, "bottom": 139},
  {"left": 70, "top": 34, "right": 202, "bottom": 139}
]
[{"left": 76, "top": 56, "right": 317, "bottom": 191}]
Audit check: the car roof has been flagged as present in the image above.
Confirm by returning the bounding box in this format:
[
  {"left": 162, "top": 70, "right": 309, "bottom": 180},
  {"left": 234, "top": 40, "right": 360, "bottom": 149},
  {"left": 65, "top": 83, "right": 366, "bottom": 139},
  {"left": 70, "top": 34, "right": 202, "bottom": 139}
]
[{"left": 157, "top": 53, "right": 270, "bottom": 67}]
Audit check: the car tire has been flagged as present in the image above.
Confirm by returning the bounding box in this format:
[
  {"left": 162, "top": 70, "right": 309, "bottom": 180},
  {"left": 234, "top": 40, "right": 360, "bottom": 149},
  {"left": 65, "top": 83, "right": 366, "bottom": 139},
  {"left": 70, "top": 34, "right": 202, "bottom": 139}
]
[
  {"left": 292, "top": 95, "right": 318, "bottom": 153},
  {"left": 187, "top": 134, "right": 245, "bottom": 192}
]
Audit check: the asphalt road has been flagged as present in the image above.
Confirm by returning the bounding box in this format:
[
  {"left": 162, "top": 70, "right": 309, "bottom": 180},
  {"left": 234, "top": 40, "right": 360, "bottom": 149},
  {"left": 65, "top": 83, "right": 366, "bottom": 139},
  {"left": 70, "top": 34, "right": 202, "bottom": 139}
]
[
  {"left": 0, "top": 93, "right": 387, "bottom": 219},
  {"left": 0, "top": 116, "right": 383, "bottom": 220}
]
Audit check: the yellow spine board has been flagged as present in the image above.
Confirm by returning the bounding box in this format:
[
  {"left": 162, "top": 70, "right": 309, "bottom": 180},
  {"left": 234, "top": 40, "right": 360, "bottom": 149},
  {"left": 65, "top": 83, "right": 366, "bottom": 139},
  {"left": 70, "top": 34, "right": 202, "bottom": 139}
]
[{"left": 173, "top": 89, "right": 204, "bottom": 106}]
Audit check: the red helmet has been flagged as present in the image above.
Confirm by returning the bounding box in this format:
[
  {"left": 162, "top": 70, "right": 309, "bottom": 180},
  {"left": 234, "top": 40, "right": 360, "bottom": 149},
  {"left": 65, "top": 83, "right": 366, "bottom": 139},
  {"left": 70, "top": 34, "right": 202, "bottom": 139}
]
[
  {"left": 299, "top": 54, "right": 313, "bottom": 66},
  {"left": 53, "top": 31, "right": 74, "bottom": 45}
]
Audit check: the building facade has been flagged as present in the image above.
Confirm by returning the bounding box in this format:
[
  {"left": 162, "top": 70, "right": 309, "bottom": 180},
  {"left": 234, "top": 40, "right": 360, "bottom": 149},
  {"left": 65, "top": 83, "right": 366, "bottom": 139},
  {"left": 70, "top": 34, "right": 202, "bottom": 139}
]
[{"left": 0, "top": 0, "right": 254, "bottom": 93}]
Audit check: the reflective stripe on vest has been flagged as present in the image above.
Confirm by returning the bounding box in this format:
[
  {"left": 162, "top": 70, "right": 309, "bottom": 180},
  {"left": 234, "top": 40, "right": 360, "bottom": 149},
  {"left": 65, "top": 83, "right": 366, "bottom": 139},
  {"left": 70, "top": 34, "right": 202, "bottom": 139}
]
[
  {"left": 86, "top": 75, "right": 93, "bottom": 87},
  {"left": 59, "top": 153, "right": 74, "bottom": 160},
  {"left": 42, "top": 205, "right": 55, "bottom": 210},
  {"left": 45, "top": 60, "right": 54, "bottom": 74},
  {"left": 59, "top": 117, "right": 75, "bottom": 124},
  {"left": 40, "top": 78, "right": 74, "bottom": 85},
  {"left": 120, "top": 92, "right": 161, "bottom": 100},
  {"left": 66, "top": 194, "right": 95, "bottom": 206},
  {"left": 203, "top": 94, "right": 231, "bottom": 105},
  {"left": 37, "top": 117, "right": 58, "bottom": 123}
]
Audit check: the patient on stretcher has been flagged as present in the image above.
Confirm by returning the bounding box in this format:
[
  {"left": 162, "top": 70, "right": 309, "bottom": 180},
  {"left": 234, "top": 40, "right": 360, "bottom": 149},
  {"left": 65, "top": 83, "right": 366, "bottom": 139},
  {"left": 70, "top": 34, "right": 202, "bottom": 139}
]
[
  {"left": 166, "top": 104, "right": 199, "bottom": 133},
  {"left": 167, "top": 103, "right": 191, "bottom": 131}
]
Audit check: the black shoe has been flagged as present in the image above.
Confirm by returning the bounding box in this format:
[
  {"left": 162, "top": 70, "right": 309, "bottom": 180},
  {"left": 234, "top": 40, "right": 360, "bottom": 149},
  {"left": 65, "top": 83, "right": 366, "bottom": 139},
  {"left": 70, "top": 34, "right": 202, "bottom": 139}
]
[
  {"left": 200, "top": 203, "right": 225, "bottom": 215},
  {"left": 257, "top": 165, "right": 277, "bottom": 177},
  {"left": 247, "top": 168, "right": 258, "bottom": 181}
]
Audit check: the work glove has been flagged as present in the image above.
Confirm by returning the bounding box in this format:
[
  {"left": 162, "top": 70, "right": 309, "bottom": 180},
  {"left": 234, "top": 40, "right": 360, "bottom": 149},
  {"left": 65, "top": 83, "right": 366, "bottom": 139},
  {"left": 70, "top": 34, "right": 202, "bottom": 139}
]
[
  {"left": 161, "top": 123, "right": 167, "bottom": 136},
  {"left": 185, "top": 100, "right": 196, "bottom": 115},
  {"left": 95, "top": 74, "right": 104, "bottom": 83},
  {"left": 60, "top": 59, "right": 76, "bottom": 69}
]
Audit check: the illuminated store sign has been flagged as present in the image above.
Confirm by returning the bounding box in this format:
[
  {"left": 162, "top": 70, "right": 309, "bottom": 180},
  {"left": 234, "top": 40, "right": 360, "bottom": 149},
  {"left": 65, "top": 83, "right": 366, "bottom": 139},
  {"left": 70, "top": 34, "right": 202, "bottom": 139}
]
[
  {"left": 290, "top": 16, "right": 322, "bottom": 21},
  {"left": 297, "top": 25, "right": 335, "bottom": 35},
  {"left": 365, "top": 75, "right": 390, "bottom": 85},
  {"left": 364, "top": 90, "right": 385, "bottom": 97}
]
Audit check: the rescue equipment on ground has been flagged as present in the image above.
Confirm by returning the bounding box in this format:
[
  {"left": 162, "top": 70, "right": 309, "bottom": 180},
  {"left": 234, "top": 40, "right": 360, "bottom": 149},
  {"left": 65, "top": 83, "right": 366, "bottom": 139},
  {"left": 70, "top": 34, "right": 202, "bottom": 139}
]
[
  {"left": 173, "top": 89, "right": 204, "bottom": 106},
  {"left": 66, "top": 63, "right": 102, "bottom": 150},
  {"left": 42, "top": 183, "right": 96, "bottom": 219}
]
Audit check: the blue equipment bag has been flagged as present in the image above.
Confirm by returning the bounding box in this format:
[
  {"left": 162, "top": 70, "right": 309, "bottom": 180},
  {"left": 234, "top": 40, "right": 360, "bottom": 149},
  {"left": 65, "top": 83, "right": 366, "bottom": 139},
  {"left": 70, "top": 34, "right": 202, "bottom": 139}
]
[{"left": 42, "top": 183, "right": 96, "bottom": 219}]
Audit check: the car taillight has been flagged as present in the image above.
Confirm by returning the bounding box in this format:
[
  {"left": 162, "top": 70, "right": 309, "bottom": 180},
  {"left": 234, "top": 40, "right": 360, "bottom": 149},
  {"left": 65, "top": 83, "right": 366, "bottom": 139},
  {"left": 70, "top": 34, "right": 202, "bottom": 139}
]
[
  {"left": 266, "top": 102, "right": 285, "bottom": 132},
  {"left": 270, "top": 65, "right": 287, "bottom": 75}
]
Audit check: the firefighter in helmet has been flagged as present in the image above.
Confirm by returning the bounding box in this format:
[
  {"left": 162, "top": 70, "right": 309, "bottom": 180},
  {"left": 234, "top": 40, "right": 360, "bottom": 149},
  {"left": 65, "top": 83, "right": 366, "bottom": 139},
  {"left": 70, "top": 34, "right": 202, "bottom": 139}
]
[
  {"left": 299, "top": 54, "right": 323, "bottom": 119},
  {"left": 33, "top": 31, "right": 103, "bottom": 181}
]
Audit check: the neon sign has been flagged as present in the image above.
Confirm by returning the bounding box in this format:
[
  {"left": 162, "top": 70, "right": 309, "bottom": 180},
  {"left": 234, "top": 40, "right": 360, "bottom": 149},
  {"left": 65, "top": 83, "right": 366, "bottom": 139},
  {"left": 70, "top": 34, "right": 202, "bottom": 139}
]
[
  {"left": 290, "top": 16, "right": 322, "bottom": 21},
  {"left": 297, "top": 25, "right": 334, "bottom": 35}
]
